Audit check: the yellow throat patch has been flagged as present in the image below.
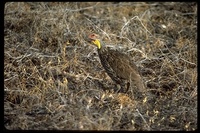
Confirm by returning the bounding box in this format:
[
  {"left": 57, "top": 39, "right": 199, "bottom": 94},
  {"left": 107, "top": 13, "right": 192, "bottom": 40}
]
[{"left": 92, "top": 40, "right": 101, "bottom": 49}]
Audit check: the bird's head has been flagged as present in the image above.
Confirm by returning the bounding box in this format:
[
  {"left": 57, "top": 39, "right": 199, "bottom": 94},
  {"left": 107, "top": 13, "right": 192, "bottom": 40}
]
[{"left": 88, "top": 33, "right": 101, "bottom": 49}]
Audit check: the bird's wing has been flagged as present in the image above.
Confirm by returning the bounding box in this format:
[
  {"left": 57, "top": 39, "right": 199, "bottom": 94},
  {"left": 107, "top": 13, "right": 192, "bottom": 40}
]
[
  {"left": 106, "top": 49, "right": 140, "bottom": 79},
  {"left": 108, "top": 49, "right": 146, "bottom": 92}
]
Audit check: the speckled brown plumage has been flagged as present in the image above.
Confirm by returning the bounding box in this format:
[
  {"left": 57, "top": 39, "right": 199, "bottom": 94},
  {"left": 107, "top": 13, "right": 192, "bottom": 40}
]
[{"left": 88, "top": 33, "right": 146, "bottom": 95}]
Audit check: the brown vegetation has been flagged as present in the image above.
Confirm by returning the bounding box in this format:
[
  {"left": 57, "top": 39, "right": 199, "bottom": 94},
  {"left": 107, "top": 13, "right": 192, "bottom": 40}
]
[{"left": 4, "top": 2, "right": 197, "bottom": 130}]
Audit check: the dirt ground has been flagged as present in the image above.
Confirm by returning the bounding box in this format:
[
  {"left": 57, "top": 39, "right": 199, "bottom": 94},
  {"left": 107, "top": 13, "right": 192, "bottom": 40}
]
[{"left": 4, "top": 2, "right": 197, "bottom": 130}]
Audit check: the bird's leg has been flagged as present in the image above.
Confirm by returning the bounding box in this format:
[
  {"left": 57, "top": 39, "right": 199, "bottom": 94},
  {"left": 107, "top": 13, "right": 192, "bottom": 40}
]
[
  {"left": 126, "top": 82, "right": 130, "bottom": 93},
  {"left": 117, "top": 80, "right": 129, "bottom": 93},
  {"left": 115, "top": 84, "right": 121, "bottom": 93},
  {"left": 113, "top": 83, "right": 125, "bottom": 93}
]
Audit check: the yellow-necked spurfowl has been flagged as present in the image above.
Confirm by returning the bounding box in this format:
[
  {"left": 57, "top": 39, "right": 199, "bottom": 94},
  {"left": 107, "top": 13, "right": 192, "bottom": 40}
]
[{"left": 87, "top": 33, "right": 146, "bottom": 96}]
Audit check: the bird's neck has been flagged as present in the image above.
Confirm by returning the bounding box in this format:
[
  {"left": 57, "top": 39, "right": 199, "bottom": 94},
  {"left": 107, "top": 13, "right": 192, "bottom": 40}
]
[
  {"left": 94, "top": 39, "right": 103, "bottom": 49},
  {"left": 97, "top": 40, "right": 108, "bottom": 54}
]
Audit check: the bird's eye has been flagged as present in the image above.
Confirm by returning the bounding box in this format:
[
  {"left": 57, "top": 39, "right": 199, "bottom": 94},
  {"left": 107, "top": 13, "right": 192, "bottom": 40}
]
[{"left": 89, "top": 34, "right": 94, "bottom": 39}]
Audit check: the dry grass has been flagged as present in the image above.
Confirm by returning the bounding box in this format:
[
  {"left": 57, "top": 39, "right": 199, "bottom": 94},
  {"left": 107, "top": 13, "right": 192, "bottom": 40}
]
[{"left": 4, "top": 2, "right": 197, "bottom": 130}]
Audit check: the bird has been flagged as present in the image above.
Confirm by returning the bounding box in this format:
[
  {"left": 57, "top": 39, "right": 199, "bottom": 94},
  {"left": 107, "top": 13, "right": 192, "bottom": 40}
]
[{"left": 87, "top": 33, "right": 146, "bottom": 97}]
